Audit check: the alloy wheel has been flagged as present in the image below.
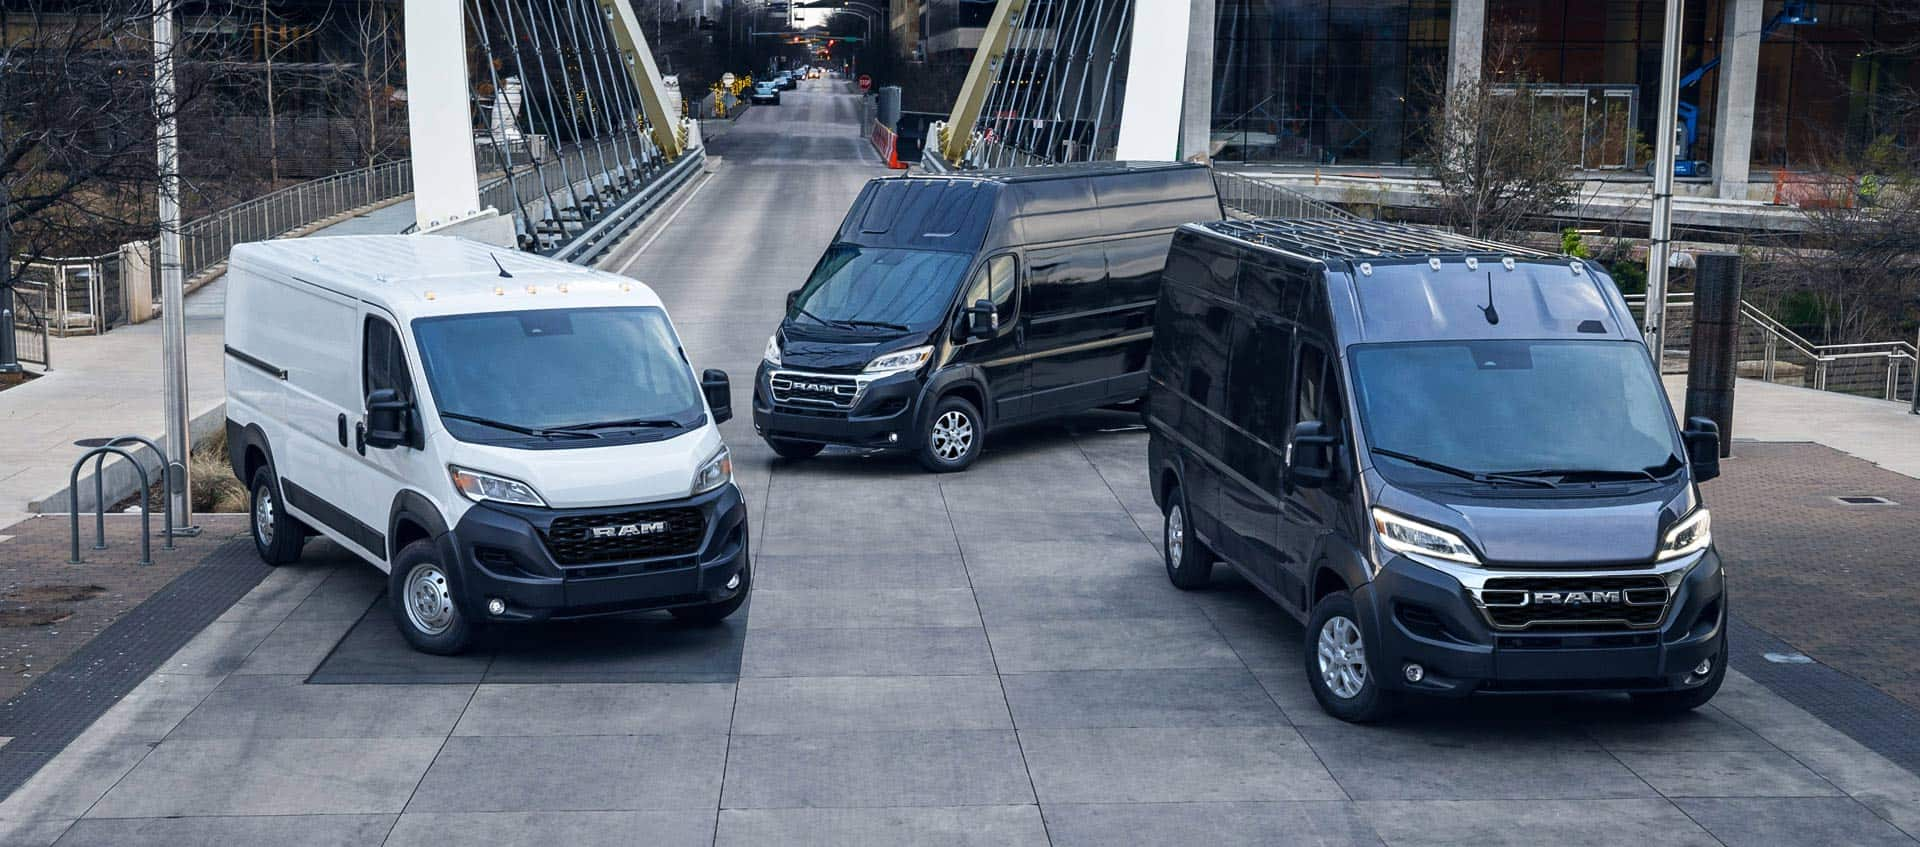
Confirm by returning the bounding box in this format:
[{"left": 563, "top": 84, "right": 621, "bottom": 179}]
[
  {"left": 1317, "top": 615, "right": 1368, "bottom": 699},
  {"left": 1167, "top": 504, "right": 1185, "bottom": 565},
  {"left": 930, "top": 410, "right": 973, "bottom": 462}
]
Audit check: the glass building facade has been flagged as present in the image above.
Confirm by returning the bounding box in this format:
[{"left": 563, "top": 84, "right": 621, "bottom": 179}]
[{"left": 1208, "top": 0, "right": 1919, "bottom": 172}]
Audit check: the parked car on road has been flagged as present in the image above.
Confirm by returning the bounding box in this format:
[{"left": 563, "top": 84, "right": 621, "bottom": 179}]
[
  {"left": 1147, "top": 218, "right": 1727, "bottom": 722},
  {"left": 223, "top": 235, "right": 749, "bottom": 654},
  {"left": 754, "top": 162, "right": 1221, "bottom": 471}
]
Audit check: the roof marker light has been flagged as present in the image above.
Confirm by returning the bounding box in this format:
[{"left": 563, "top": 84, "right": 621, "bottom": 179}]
[
  {"left": 525, "top": 285, "right": 537, "bottom": 295},
  {"left": 557, "top": 283, "right": 569, "bottom": 294},
  {"left": 1569, "top": 262, "right": 1585, "bottom": 275},
  {"left": 620, "top": 282, "right": 632, "bottom": 292},
  {"left": 494, "top": 286, "right": 504, "bottom": 296},
  {"left": 1465, "top": 257, "right": 1479, "bottom": 271},
  {"left": 1359, "top": 262, "right": 1373, "bottom": 276},
  {"left": 424, "top": 291, "right": 436, "bottom": 301},
  {"left": 1501, "top": 257, "right": 1516, "bottom": 271},
  {"left": 1428, "top": 257, "right": 1442, "bottom": 271}
]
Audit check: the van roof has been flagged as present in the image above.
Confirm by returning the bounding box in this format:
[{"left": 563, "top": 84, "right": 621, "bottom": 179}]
[
  {"left": 1200, "top": 218, "right": 1562, "bottom": 263},
  {"left": 909, "top": 160, "right": 1205, "bottom": 185},
  {"left": 229, "top": 235, "right": 664, "bottom": 319}
]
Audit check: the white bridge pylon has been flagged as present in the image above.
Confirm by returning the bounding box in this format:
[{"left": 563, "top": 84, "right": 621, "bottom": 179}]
[{"left": 403, "top": 0, "right": 694, "bottom": 244}]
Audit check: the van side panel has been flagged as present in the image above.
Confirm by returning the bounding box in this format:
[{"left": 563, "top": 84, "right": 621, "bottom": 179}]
[
  {"left": 223, "top": 255, "right": 288, "bottom": 451},
  {"left": 275, "top": 278, "right": 385, "bottom": 565}
]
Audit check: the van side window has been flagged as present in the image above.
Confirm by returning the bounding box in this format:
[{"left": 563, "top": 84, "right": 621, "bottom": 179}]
[
  {"left": 961, "top": 254, "right": 1018, "bottom": 328},
  {"left": 1295, "top": 343, "right": 1327, "bottom": 427},
  {"left": 363, "top": 317, "right": 413, "bottom": 403},
  {"left": 1226, "top": 316, "right": 1293, "bottom": 440}
]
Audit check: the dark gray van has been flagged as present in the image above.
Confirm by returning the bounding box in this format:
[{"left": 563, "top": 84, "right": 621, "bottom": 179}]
[
  {"left": 753, "top": 162, "right": 1221, "bottom": 471},
  {"left": 1147, "top": 218, "right": 1727, "bottom": 722}
]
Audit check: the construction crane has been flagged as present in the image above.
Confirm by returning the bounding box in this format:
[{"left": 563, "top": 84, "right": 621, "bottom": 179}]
[{"left": 1662, "top": 0, "right": 1816, "bottom": 177}]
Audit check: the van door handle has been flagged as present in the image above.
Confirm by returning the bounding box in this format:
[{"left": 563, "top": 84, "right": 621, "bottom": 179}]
[
  {"left": 337, "top": 414, "right": 349, "bottom": 447},
  {"left": 353, "top": 421, "right": 367, "bottom": 456},
  {"left": 1015, "top": 324, "right": 1025, "bottom": 348}
]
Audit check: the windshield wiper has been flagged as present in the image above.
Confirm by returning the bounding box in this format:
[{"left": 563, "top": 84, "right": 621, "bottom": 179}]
[
  {"left": 839, "top": 319, "right": 911, "bottom": 332},
  {"left": 440, "top": 410, "right": 599, "bottom": 440},
  {"left": 1493, "top": 467, "right": 1662, "bottom": 484},
  {"left": 1371, "top": 447, "right": 1557, "bottom": 488},
  {"left": 794, "top": 306, "right": 851, "bottom": 329},
  {"left": 548, "top": 417, "right": 688, "bottom": 433}
]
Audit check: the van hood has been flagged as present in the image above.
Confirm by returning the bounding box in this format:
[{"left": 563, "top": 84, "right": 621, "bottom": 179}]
[
  {"left": 1376, "top": 481, "right": 1693, "bottom": 566},
  {"left": 777, "top": 324, "right": 930, "bottom": 372},
  {"left": 440, "top": 426, "right": 725, "bottom": 509}
]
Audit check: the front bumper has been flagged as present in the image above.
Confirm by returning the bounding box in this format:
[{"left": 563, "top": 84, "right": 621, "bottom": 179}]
[
  {"left": 751, "top": 363, "right": 925, "bottom": 450},
  {"left": 1357, "top": 548, "right": 1726, "bottom": 696},
  {"left": 446, "top": 482, "right": 749, "bottom": 622}
]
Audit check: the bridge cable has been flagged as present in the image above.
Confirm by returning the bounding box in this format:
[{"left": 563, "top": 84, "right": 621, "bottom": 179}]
[{"left": 466, "top": 0, "right": 537, "bottom": 242}]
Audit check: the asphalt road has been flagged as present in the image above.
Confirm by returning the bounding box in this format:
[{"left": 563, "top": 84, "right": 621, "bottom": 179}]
[{"left": 5, "top": 79, "right": 1920, "bottom": 847}]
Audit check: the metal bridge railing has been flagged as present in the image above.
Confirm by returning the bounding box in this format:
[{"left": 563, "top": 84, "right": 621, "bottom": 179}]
[
  {"left": 8, "top": 287, "right": 50, "bottom": 367},
  {"left": 1627, "top": 292, "right": 1919, "bottom": 405},
  {"left": 9, "top": 158, "right": 415, "bottom": 334},
  {"left": 1214, "top": 171, "right": 1355, "bottom": 220}
]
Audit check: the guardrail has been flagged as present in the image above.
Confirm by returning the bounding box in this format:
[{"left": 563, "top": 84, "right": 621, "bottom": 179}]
[
  {"left": 473, "top": 129, "right": 683, "bottom": 259},
  {"left": 1627, "top": 292, "right": 1918, "bottom": 405},
  {"left": 1213, "top": 171, "right": 1355, "bottom": 220}
]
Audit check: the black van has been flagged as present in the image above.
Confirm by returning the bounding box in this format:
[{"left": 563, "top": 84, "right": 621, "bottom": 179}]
[
  {"left": 1147, "top": 218, "right": 1727, "bottom": 722},
  {"left": 754, "top": 162, "right": 1221, "bottom": 471}
]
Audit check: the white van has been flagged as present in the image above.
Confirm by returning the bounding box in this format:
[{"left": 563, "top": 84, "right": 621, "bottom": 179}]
[{"left": 223, "top": 235, "right": 748, "bottom": 654}]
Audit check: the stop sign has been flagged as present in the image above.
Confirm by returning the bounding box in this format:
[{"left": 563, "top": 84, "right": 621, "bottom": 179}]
[{"left": 858, "top": 74, "right": 872, "bottom": 91}]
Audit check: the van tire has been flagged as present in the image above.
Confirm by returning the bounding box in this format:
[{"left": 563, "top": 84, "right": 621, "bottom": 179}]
[
  {"left": 1306, "top": 591, "right": 1394, "bottom": 723},
  {"left": 766, "top": 438, "right": 825, "bottom": 460},
  {"left": 389, "top": 540, "right": 475, "bottom": 655},
  {"left": 671, "top": 560, "right": 751, "bottom": 625},
  {"left": 1632, "top": 636, "right": 1728, "bottom": 714},
  {"left": 1163, "top": 486, "right": 1213, "bottom": 590},
  {"left": 248, "top": 468, "right": 305, "bottom": 566},
  {"left": 917, "top": 395, "right": 983, "bottom": 473}
]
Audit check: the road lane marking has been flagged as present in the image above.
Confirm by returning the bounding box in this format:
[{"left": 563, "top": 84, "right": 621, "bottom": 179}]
[{"left": 610, "top": 166, "right": 720, "bottom": 276}]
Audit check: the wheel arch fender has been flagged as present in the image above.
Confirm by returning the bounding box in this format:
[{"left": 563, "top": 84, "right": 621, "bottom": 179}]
[
  {"left": 918, "top": 365, "right": 993, "bottom": 436},
  {"left": 227, "top": 420, "right": 277, "bottom": 492},
  {"left": 1308, "top": 534, "right": 1378, "bottom": 622},
  {"left": 387, "top": 490, "right": 451, "bottom": 563}
]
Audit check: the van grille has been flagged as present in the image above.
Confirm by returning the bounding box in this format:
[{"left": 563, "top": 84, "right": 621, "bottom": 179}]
[
  {"left": 1478, "top": 575, "right": 1669, "bottom": 630},
  {"left": 541, "top": 507, "right": 706, "bottom": 565},
  {"left": 769, "top": 371, "right": 862, "bottom": 409}
]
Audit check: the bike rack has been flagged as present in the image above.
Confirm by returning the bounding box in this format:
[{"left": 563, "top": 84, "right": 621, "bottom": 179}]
[{"left": 67, "top": 435, "right": 182, "bottom": 566}]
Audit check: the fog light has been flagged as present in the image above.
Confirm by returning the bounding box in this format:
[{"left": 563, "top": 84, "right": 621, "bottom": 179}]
[
  {"left": 1693, "top": 658, "right": 1713, "bottom": 676},
  {"left": 886, "top": 432, "right": 899, "bottom": 444},
  {"left": 486, "top": 598, "right": 507, "bottom": 616},
  {"left": 725, "top": 573, "right": 741, "bottom": 590},
  {"left": 1403, "top": 663, "right": 1425, "bottom": 683}
]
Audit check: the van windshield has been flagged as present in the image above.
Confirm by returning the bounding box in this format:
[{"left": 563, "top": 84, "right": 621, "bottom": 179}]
[
  {"left": 789, "top": 245, "right": 972, "bottom": 333},
  {"left": 413, "top": 306, "right": 704, "bottom": 445},
  {"left": 1349, "top": 340, "right": 1683, "bottom": 484}
]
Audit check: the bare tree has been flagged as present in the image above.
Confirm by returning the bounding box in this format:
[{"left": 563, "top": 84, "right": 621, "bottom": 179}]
[
  {"left": 324, "top": 0, "right": 407, "bottom": 171},
  {"left": 1413, "top": 28, "right": 1579, "bottom": 240},
  {"left": 226, "top": 0, "right": 336, "bottom": 186}
]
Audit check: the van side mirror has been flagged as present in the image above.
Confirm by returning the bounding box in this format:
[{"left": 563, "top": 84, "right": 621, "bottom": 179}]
[
  {"left": 1286, "top": 420, "right": 1337, "bottom": 489},
  {"left": 1682, "top": 416, "right": 1721, "bottom": 483},
  {"left": 785, "top": 290, "right": 801, "bottom": 313},
  {"left": 965, "top": 299, "right": 998, "bottom": 340},
  {"left": 702, "top": 369, "right": 733, "bottom": 424},
  {"left": 363, "top": 388, "right": 412, "bottom": 450}
]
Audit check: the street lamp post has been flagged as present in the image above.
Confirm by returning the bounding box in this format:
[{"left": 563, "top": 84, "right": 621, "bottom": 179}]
[
  {"left": 1645, "top": 0, "right": 1685, "bottom": 372},
  {"left": 0, "top": 177, "right": 19, "bottom": 377},
  {"left": 154, "top": 0, "right": 195, "bottom": 533}
]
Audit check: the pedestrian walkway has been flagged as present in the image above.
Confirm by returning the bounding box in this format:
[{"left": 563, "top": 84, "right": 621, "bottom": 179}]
[
  {"left": 0, "top": 200, "right": 418, "bottom": 528},
  {"left": 1664, "top": 375, "right": 1920, "bottom": 480}
]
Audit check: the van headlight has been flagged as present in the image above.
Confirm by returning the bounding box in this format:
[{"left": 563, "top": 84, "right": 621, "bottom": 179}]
[
  {"left": 1658, "top": 509, "right": 1711, "bottom": 561},
  {"left": 762, "top": 334, "right": 781, "bottom": 367},
  {"left": 863, "top": 345, "right": 932, "bottom": 376},
  {"left": 449, "top": 466, "right": 547, "bottom": 507},
  {"left": 1372, "top": 508, "right": 1480, "bottom": 565},
  {"left": 692, "top": 446, "right": 733, "bottom": 496}
]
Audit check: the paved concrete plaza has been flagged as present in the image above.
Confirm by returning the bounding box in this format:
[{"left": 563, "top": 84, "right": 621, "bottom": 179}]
[{"left": 3, "top": 82, "right": 1920, "bottom": 846}]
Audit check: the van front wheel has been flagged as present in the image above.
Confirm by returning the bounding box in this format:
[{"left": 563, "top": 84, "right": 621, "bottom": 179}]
[
  {"left": 248, "top": 468, "right": 305, "bottom": 566},
  {"left": 917, "top": 396, "right": 983, "bottom": 473},
  {"left": 1306, "top": 591, "right": 1394, "bottom": 723},
  {"left": 389, "top": 540, "right": 475, "bottom": 655}
]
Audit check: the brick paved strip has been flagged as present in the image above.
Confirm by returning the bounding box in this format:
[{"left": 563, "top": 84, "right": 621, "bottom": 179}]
[
  {"left": 1730, "top": 615, "right": 1920, "bottom": 777},
  {"left": 0, "top": 534, "right": 269, "bottom": 802}
]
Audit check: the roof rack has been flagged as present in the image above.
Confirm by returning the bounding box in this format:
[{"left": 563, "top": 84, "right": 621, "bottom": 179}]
[{"left": 1202, "top": 218, "right": 1562, "bottom": 263}]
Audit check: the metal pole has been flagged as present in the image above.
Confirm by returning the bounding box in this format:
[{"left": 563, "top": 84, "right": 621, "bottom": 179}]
[
  {"left": 0, "top": 179, "right": 20, "bottom": 375},
  {"left": 1644, "top": 0, "right": 1684, "bottom": 373},
  {"left": 154, "top": 0, "right": 195, "bottom": 534},
  {"left": 1911, "top": 325, "right": 1918, "bottom": 415}
]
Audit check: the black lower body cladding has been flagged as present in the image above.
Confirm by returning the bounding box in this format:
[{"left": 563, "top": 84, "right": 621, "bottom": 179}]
[
  {"left": 1357, "top": 549, "right": 1727, "bottom": 697},
  {"left": 447, "top": 483, "right": 749, "bottom": 622}
]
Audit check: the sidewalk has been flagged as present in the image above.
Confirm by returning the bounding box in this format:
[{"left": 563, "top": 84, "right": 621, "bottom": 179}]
[
  {"left": 1663, "top": 375, "right": 1920, "bottom": 480},
  {"left": 0, "top": 201, "right": 418, "bottom": 529}
]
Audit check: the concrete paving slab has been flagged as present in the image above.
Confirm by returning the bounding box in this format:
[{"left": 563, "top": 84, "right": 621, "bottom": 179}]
[
  {"left": 972, "top": 576, "right": 1211, "bottom": 625},
  {"left": 746, "top": 588, "right": 982, "bottom": 629},
  {"left": 1674, "top": 797, "right": 1919, "bottom": 846},
  {"left": 90, "top": 736, "right": 443, "bottom": 817},
  {"left": 1794, "top": 749, "right": 1920, "bottom": 839},
  {"left": 986, "top": 617, "right": 1243, "bottom": 673},
  {"left": 741, "top": 626, "right": 995, "bottom": 678},
  {"left": 451, "top": 683, "right": 736, "bottom": 737},
  {"left": 166, "top": 674, "right": 472, "bottom": 739},
  {"left": 407, "top": 734, "right": 728, "bottom": 812},
  {"left": 1001, "top": 668, "right": 1285, "bottom": 729},
  {"left": 720, "top": 730, "right": 1033, "bottom": 809},
  {"left": 386, "top": 810, "right": 715, "bottom": 847},
  {"left": 716, "top": 806, "right": 1049, "bottom": 846},
  {"left": 1043, "top": 801, "right": 1383, "bottom": 847},
  {"left": 232, "top": 620, "right": 361, "bottom": 676},
  {"left": 0, "top": 738, "right": 154, "bottom": 821},
  {"left": 1019, "top": 726, "right": 1347, "bottom": 803},
  {"left": 750, "top": 553, "right": 972, "bottom": 591},
  {"left": 0, "top": 816, "right": 75, "bottom": 847},
  {"left": 50, "top": 814, "right": 397, "bottom": 846},
  {"left": 1616, "top": 750, "right": 1845, "bottom": 798},
  {"left": 1356, "top": 798, "right": 1719, "bottom": 847},
  {"left": 1297, "top": 725, "right": 1657, "bottom": 801},
  {"left": 732, "top": 675, "right": 1011, "bottom": 735},
  {"left": 958, "top": 540, "right": 1164, "bottom": 584}
]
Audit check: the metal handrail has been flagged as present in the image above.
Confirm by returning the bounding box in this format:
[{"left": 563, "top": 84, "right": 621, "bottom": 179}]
[
  {"left": 1627, "top": 292, "right": 1918, "bottom": 402},
  {"left": 1213, "top": 171, "right": 1356, "bottom": 220}
]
